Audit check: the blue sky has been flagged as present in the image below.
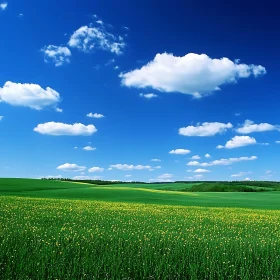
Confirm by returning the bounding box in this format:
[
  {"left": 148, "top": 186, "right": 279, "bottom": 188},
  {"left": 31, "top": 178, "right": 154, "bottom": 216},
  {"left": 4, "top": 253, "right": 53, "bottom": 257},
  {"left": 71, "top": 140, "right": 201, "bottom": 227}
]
[{"left": 0, "top": 0, "right": 279, "bottom": 182}]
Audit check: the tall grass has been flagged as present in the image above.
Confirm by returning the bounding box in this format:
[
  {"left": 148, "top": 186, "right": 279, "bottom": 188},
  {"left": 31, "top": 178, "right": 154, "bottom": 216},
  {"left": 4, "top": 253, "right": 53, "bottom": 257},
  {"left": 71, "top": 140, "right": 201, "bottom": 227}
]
[{"left": 0, "top": 196, "right": 280, "bottom": 279}]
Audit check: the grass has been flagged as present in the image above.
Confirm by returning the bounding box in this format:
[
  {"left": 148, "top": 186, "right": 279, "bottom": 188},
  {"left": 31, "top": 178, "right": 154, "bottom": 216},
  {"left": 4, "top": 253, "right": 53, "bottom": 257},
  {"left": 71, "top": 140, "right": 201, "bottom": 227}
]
[
  {"left": 1, "top": 178, "right": 280, "bottom": 209},
  {"left": 1, "top": 178, "right": 280, "bottom": 279},
  {"left": 1, "top": 196, "right": 280, "bottom": 279}
]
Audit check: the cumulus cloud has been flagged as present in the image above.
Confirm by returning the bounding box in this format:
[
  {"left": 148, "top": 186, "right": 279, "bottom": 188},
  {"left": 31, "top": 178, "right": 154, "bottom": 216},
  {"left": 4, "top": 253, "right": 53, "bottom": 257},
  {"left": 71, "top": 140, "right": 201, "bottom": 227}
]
[
  {"left": 187, "top": 156, "right": 257, "bottom": 166},
  {"left": 191, "top": 155, "right": 201, "bottom": 160},
  {"left": 87, "top": 112, "right": 105, "bottom": 118},
  {"left": 41, "top": 45, "right": 71, "bottom": 67},
  {"left": 179, "top": 122, "right": 233, "bottom": 136},
  {"left": 34, "top": 122, "right": 97, "bottom": 136},
  {"left": 193, "top": 169, "right": 211, "bottom": 173},
  {"left": 88, "top": 166, "right": 104, "bottom": 172},
  {"left": 217, "top": 136, "right": 257, "bottom": 149},
  {"left": 0, "top": 81, "right": 60, "bottom": 110},
  {"left": 83, "top": 146, "right": 96, "bottom": 151},
  {"left": 57, "top": 163, "right": 86, "bottom": 171},
  {"left": 56, "top": 108, "right": 63, "bottom": 113},
  {"left": 0, "top": 3, "right": 7, "bottom": 10},
  {"left": 139, "top": 93, "right": 158, "bottom": 99},
  {"left": 110, "top": 164, "right": 151, "bottom": 170},
  {"left": 158, "top": 173, "right": 173, "bottom": 179},
  {"left": 120, "top": 52, "right": 266, "bottom": 97},
  {"left": 68, "top": 23, "right": 125, "bottom": 55},
  {"left": 205, "top": 154, "right": 211, "bottom": 158},
  {"left": 169, "top": 149, "right": 191, "bottom": 155},
  {"left": 236, "top": 120, "right": 279, "bottom": 134}
]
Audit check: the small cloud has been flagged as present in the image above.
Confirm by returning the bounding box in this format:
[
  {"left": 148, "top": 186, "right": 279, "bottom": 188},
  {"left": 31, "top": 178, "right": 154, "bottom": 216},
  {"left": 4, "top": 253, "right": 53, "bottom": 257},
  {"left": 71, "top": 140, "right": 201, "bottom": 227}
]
[
  {"left": 191, "top": 155, "right": 201, "bottom": 160},
  {"left": 0, "top": 81, "right": 60, "bottom": 110},
  {"left": 114, "top": 66, "right": 119, "bottom": 70},
  {"left": 110, "top": 164, "right": 151, "bottom": 170},
  {"left": 151, "top": 158, "right": 161, "bottom": 162},
  {"left": 125, "top": 174, "right": 132, "bottom": 178},
  {"left": 205, "top": 154, "right": 211, "bottom": 158},
  {"left": 169, "top": 149, "right": 191, "bottom": 155},
  {"left": 88, "top": 166, "right": 104, "bottom": 172},
  {"left": 56, "top": 108, "right": 63, "bottom": 113},
  {"left": 34, "top": 122, "right": 97, "bottom": 136},
  {"left": 96, "top": 20, "right": 103, "bottom": 25},
  {"left": 57, "top": 163, "right": 86, "bottom": 172},
  {"left": 236, "top": 120, "right": 279, "bottom": 134},
  {"left": 87, "top": 112, "right": 105, "bottom": 118},
  {"left": 179, "top": 122, "right": 233, "bottom": 137},
  {"left": 217, "top": 136, "right": 257, "bottom": 149},
  {"left": 276, "top": 141, "right": 280, "bottom": 144},
  {"left": 41, "top": 45, "right": 71, "bottom": 67},
  {"left": 83, "top": 146, "right": 96, "bottom": 151},
  {"left": 0, "top": 116, "right": 3, "bottom": 121},
  {"left": 0, "top": 2, "right": 7, "bottom": 10},
  {"left": 18, "top": 13, "right": 24, "bottom": 18},
  {"left": 139, "top": 93, "right": 158, "bottom": 99},
  {"left": 193, "top": 169, "right": 211, "bottom": 173},
  {"left": 235, "top": 113, "right": 241, "bottom": 116}
]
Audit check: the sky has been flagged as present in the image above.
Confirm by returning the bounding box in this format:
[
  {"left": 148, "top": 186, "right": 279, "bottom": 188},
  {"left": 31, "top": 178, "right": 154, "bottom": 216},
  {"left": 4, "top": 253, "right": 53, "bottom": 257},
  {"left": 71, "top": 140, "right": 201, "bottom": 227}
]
[{"left": 0, "top": 0, "right": 279, "bottom": 182}]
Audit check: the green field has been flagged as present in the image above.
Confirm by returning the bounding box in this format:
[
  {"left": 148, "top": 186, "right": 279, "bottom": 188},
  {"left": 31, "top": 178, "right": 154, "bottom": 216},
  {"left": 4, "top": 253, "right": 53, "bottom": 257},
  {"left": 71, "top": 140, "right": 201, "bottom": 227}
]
[{"left": 1, "top": 178, "right": 280, "bottom": 279}]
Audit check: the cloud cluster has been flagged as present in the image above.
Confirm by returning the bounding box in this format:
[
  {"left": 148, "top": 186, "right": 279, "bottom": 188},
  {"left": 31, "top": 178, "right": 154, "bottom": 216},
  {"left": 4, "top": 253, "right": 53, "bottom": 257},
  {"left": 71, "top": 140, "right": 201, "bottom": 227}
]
[
  {"left": 120, "top": 53, "right": 266, "bottom": 97},
  {"left": 34, "top": 122, "right": 97, "bottom": 136},
  {"left": 0, "top": 81, "right": 60, "bottom": 110},
  {"left": 179, "top": 122, "right": 233, "bottom": 136},
  {"left": 41, "top": 45, "right": 71, "bottom": 67},
  {"left": 217, "top": 136, "right": 257, "bottom": 149}
]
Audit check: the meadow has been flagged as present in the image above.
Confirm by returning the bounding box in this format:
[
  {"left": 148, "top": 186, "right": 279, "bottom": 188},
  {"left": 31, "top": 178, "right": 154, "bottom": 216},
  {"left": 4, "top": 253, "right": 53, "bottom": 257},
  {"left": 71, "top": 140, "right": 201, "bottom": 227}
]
[{"left": 1, "top": 179, "right": 280, "bottom": 279}]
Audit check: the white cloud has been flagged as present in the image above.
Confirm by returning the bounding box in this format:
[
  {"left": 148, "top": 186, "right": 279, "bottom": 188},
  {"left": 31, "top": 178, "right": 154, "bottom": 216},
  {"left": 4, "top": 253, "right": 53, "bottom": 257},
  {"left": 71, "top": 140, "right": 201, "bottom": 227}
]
[
  {"left": 139, "top": 93, "right": 158, "bottom": 99},
  {"left": 244, "top": 178, "right": 251, "bottom": 181},
  {"left": 57, "top": 163, "right": 86, "bottom": 172},
  {"left": 158, "top": 173, "right": 173, "bottom": 179},
  {"left": 41, "top": 45, "right": 71, "bottom": 67},
  {"left": 154, "top": 166, "right": 161, "bottom": 169},
  {"left": 231, "top": 172, "right": 250, "bottom": 177},
  {"left": 0, "top": 116, "right": 3, "bottom": 120},
  {"left": 56, "top": 108, "right": 63, "bottom": 113},
  {"left": 187, "top": 156, "right": 257, "bottom": 166},
  {"left": 236, "top": 120, "right": 279, "bottom": 134},
  {"left": 193, "top": 169, "right": 211, "bottom": 173},
  {"left": 88, "top": 166, "right": 104, "bottom": 173},
  {"left": 179, "top": 122, "right": 233, "bottom": 136},
  {"left": 87, "top": 112, "right": 105, "bottom": 118},
  {"left": 110, "top": 164, "right": 151, "bottom": 170},
  {"left": 188, "top": 174, "right": 204, "bottom": 180},
  {"left": 191, "top": 155, "right": 201, "bottom": 160},
  {"left": 83, "top": 146, "right": 96, "bottom": 151},
  {"left": 34, "top": 122, "right": 97, "bottom": 136},
  {"left": 125, "top": 174, "right": 132, "bottom": 178},
  {"left": 205, "top": 153, "right": 211, "bottom": 158},
  {"left": 68, "top": 24, "right": 125, "bottom": 55},
  {"left": 120, "top": 52, "right": 266, "bottom": 97},
  {"left": 151, "top": 158, "right": 161, "bottom": 162},
  {"left": 169, "top": 149, "right": 191, "bottom": 155},
  {"left": 0, "top": 81, "right": 60, "bottom": 110},
  {"left": 217, "top": 136, "right": 257, "bottom": 149},
  {"left": 0, "top": 3, "right": 7, "bottom": 10}
]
